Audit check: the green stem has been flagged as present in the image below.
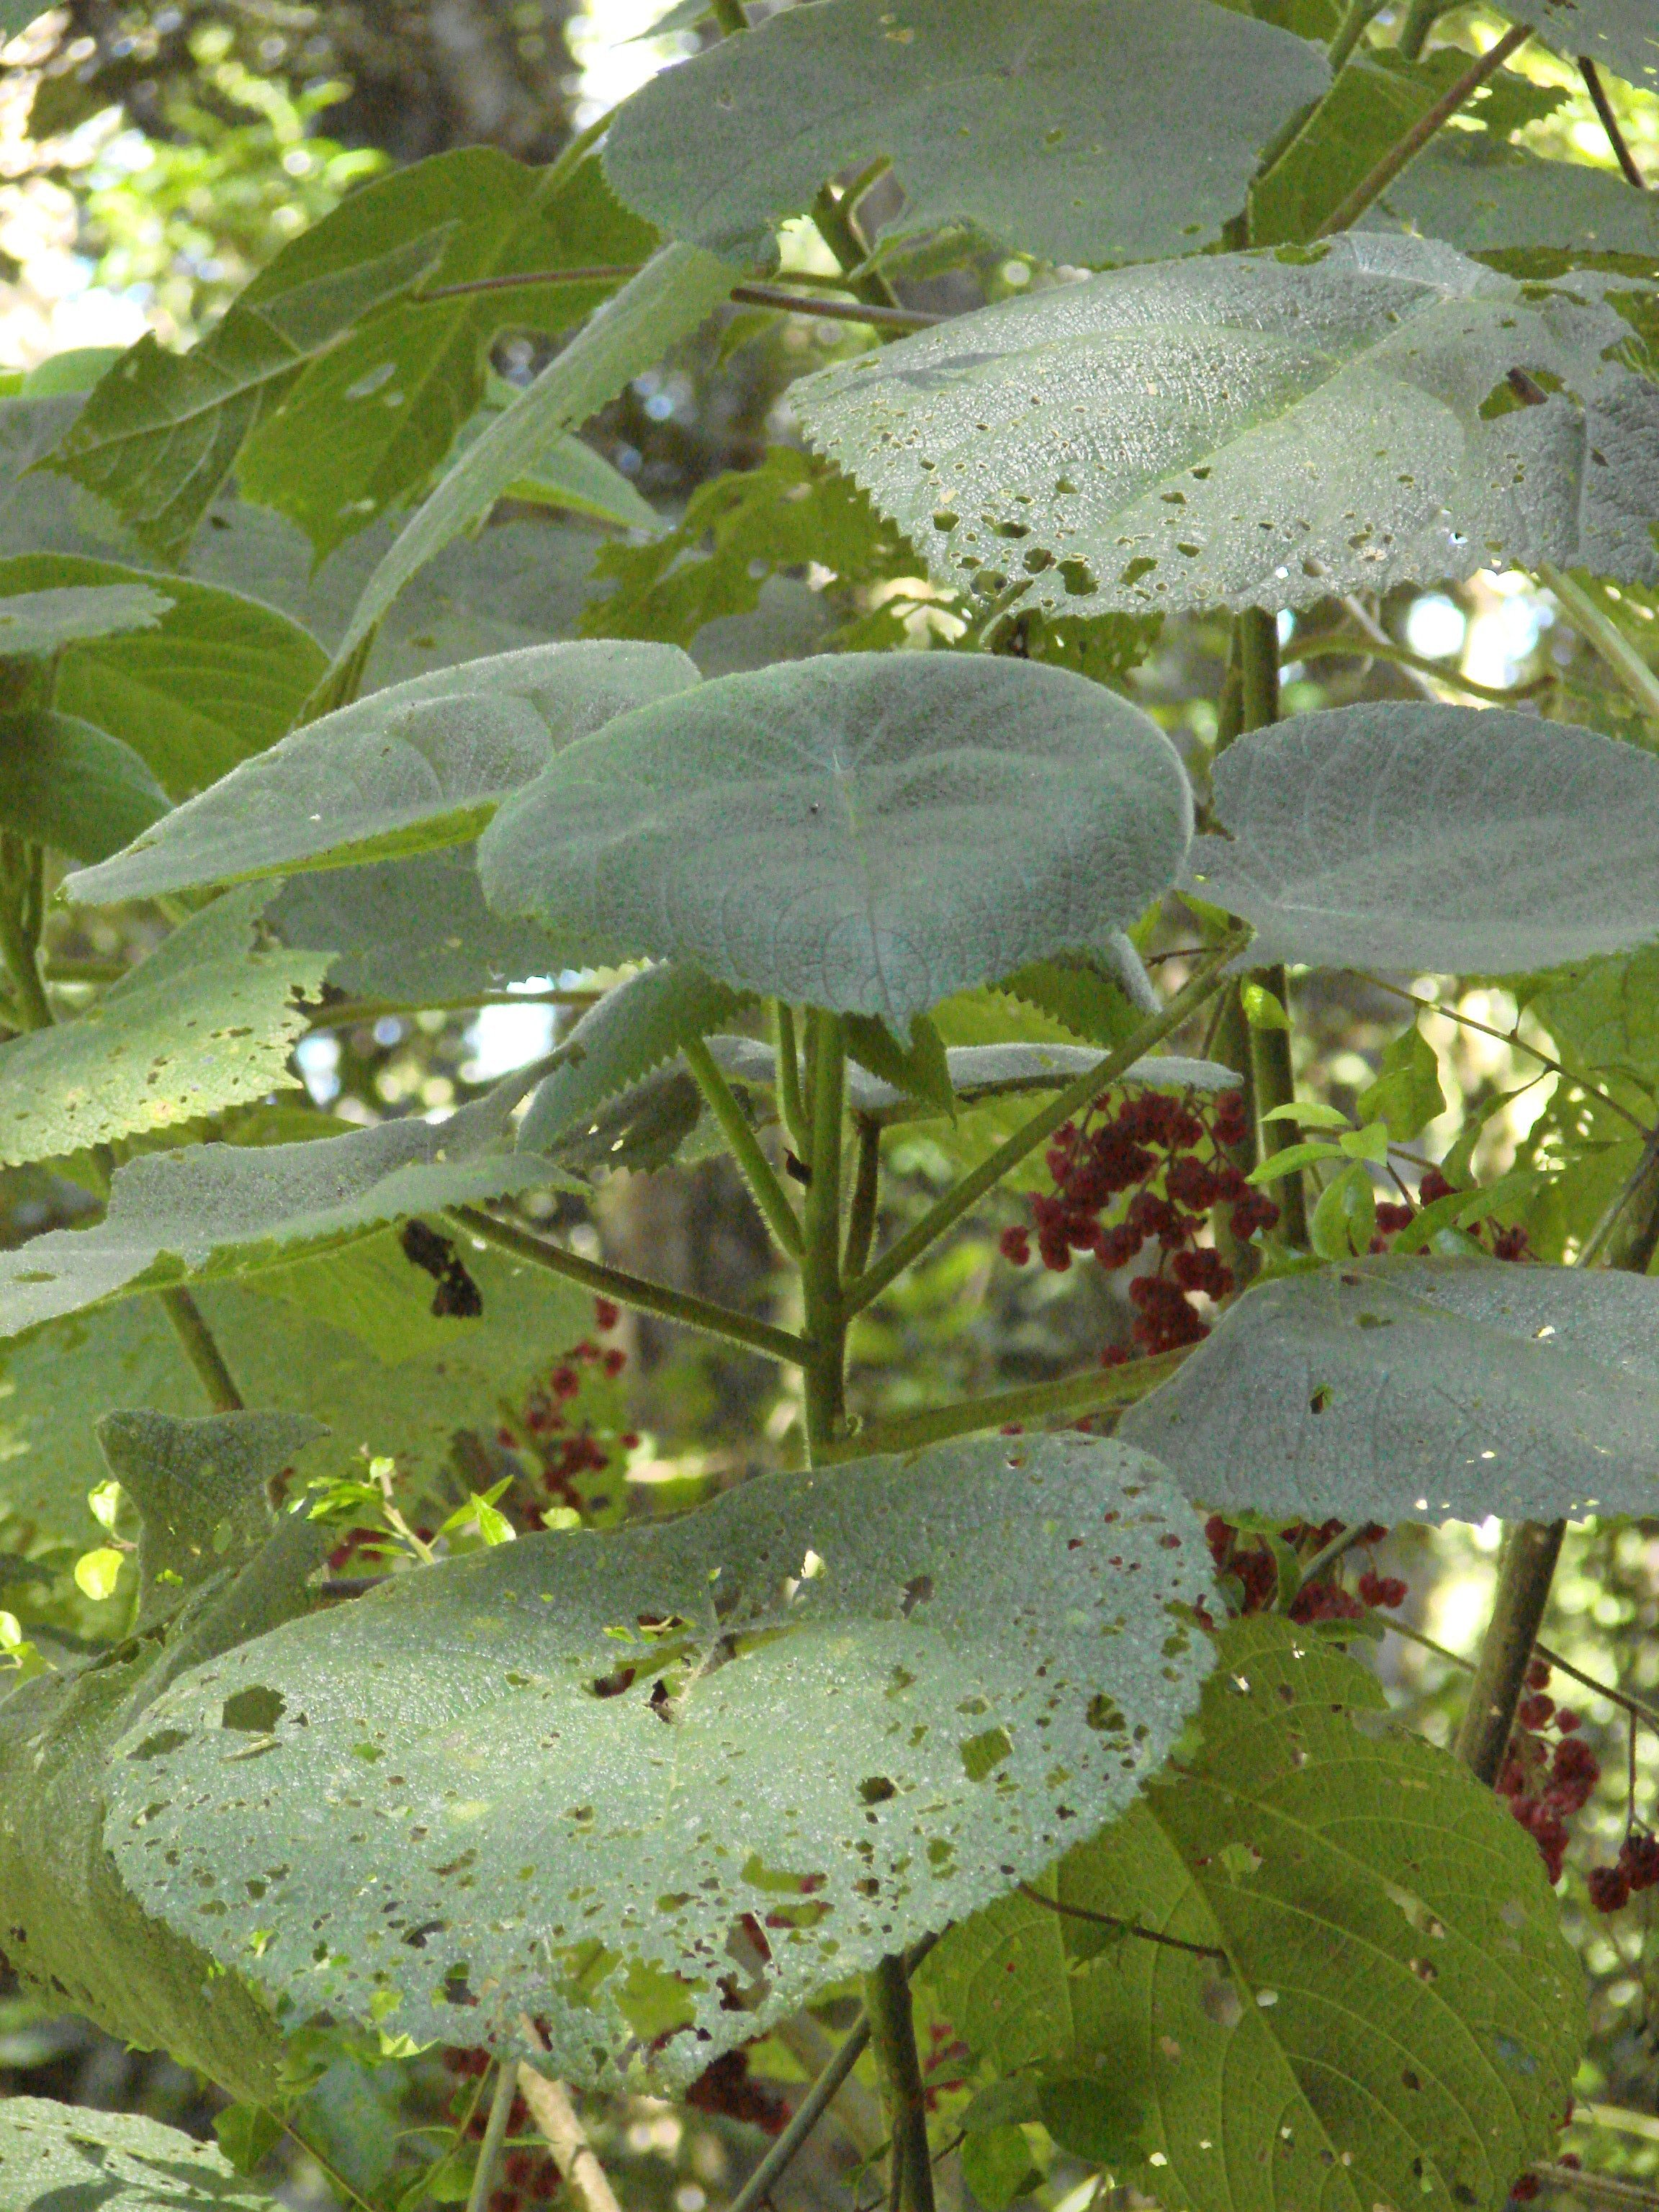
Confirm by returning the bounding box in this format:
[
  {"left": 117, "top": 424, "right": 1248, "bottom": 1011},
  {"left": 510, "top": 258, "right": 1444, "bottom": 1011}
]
[
  {"left": 1291, "top": 631, "right": 1551, "bottom": 705},
  {"left": 1313, "top": 24, "right": 1532, "bottom": 235},
  {"left": 464, "top": 2062, "right": 518, "bottom": 2212},
  {"left": 709, "top": 0, "right": 747, "bottom": 31},
  {"left": 844, "top": 1117, "right": 882, "bottom": 1280},
  {"left": 801, "top": 1011, "right": 848, "bottom": 1458},
  {"left": 684, "top": 1033, "right": 803, "bottom": 1259},
  {"left": 0, "top": 836, "right": 52, "bottom": 1032},
  {"left": 864, "top": 1953, "right": 935, "bottom": 2212},
  {"left": 732, "top": 282, "right": 936, "bottom": 333},
  {"left": 1328, "top": 0, "right": 1382, "bottom": 71},
  {"left": 446, "top": 1205, "right": 808, "bottom": 1366},
  {"left": 1453, "top": 1519, "right": 1567, "bottom": 1784},
  {"left": 158, "top": 1287, "right": 246, "bottom": 1413},
  {"left": 1538, "top": 561, "right": 1659, "bottom": 729},
  {"left": 1398, "top": 0, "right": 1451, "bottom": 60},
  {"left": 727, "top": 2018, "right": 873, "bottom": 2212},
  {"left": 818, "top": 1349, "right": 1191, "bottom": 1463},
  {"left": 846, "top": 932, "right": 1249, "bottom": 1314},
  {"left": 775, "top": 1002, "right": 810, "bottom": 1151},
  {"left": 811, "top": 182, "right": 903, "bottom": 315}
]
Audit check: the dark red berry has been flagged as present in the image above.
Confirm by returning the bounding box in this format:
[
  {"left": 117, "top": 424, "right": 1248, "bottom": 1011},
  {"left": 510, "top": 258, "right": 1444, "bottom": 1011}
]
[
  {"left": 1526, "top": 1659, "right": 1552, "bottom": 1691},
  {"left": 593, "top": 1298, "right": 621, "bottom": 1331},
  {"left": 1588, "top": 1865, "right": 1631, "bottom": 1913},
  {"left": 1620, "top": 1833, "right": 1659, "bottom": 1891},
  {"left": 1517, "top": 1694, "right": 1555, "bottom": 1730}
]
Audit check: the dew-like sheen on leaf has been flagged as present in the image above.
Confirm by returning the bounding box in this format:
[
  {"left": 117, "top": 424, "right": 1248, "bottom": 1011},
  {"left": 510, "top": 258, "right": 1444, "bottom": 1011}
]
[
  {"left": 1120, "top": 1255, "right": 1659, "bottom": 1523},
  {"left": 66, "top": 640, "right": 701, "bottom": 905},
  {"left": 478, "top": 655, "right": 1192, "bottom": 1026},
  {"left": 925, "top": 1617, "right": 1585, "bottom": 2212},
  {"left": 602, "top": 0, "right": 1329, "bottom": 266},
  {"left": 0, "top": 2100, "right": 276, "bottom": 2212},
  {"left": 793, "top": 235, "right": 1659, "bottom": 619},
  {"left": 1184, "top": 702, "right": 1659, "bottom": 974},
  {"left": 107, "top": 1432, "right": 1215, "bottom": 2085}
]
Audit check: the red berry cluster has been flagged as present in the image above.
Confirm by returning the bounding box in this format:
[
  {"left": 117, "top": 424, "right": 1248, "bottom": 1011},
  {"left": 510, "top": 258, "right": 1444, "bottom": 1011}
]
[
  {"left": 440, "top": 2048, "right": 557, "bottom": 2212},
  {"left": 1372, "top": 1166, "right": 1530, "bottom": 1261},
  {"left": 1498, "top": 1661, "right": 1599, "bottom": 1886},
  {"left": 498, "top": 1298, "right": 635, "bottom": 1527},
  {"left": 685, "top": 2049, "right": 791, "bottom": 2136},
  {"left": 999, "top": 1089, "right": 1276, "bottom": 1356},
  {"left": 1202, "top": 1517, "right": 1406, "bottom": 1624}
]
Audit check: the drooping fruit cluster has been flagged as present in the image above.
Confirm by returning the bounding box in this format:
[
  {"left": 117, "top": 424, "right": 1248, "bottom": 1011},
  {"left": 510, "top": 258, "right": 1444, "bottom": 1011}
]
[
  {"left": 999, "top": 1088, "right": 1276, "bottom": 1355},
  {"left": 1372, "top": 1167, "right": 1531, "bottom": 1261},
  {"left": 1203, "top": 1516, "right": 1406, "bottom": 1625},
  {"left": 440, "top": 2046, "right": 559, "bottom": 2212},
  {"left": 496, "top": 1296, "right": 636, "bottom": 1529},
  {"left": 1497, "top": 1660, "right": 1600, "bottom": 1887}
]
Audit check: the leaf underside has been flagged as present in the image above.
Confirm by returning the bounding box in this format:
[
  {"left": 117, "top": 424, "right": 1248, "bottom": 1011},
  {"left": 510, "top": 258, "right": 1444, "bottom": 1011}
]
[{"left": 0, "top": 2098, "right": 275, "bottom": 2211}]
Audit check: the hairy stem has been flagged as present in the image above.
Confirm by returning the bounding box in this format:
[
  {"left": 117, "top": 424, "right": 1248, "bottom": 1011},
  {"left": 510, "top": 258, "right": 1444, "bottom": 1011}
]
[
  {"left": 0, "top": 835, "right": 52, "bottom": 1032},
  {"left": 846, "top": 932, "right": 1249, "bottom": 1313},
  {"left": 801, "top": 1010, "right": 848, "bottom": 1457},
  {"left": 863, "top": 1952, "right": 935, "bottom": 2212},
  {"left": 158, "top": 1288, "right": 246, "bottom": 1413},
  {"left": 727, "top": 2018, "right": 875, "bottom": 2212},
  {"left": 516, "top": 2023, "right": 621, "bottom": 2212},
  {"left": 464, "top": 2062, "right": 518, "bottom": 2212},
  {"left": 1315, "top": 24, "right": 1532, "bottom": 235},
  {"left": 446, "top": 1205, "right": 807, "bottom": 1366},
  {"left": 775, "top": 1002, "right": 810, "bottom": 1152},
  {"left": 817, "top": 1348, "right": 1190, "bottom": 1462},
  {"left": 1580, "top": 57, "right": 1647, "bottom": 189},
  {"left": 1538, "top": 560, "right": 1659, "bottom": 729},
  {"left": 845, "top": 1117, "right": 882, "bottom": 1280},
  {"left": 684, "top": 1034, "right": 803, "bottom": 1258}
]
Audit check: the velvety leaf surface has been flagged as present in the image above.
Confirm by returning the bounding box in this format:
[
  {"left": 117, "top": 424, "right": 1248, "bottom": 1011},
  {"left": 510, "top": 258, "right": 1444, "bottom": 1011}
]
[
  {"left": 66, "top": 640, "right": 701, "bottom": 905},
  {"left": 339, "top": 244, "right": 742, "bottom": 661},
  {"left": 1185, "top": 702, "right": 1659, "bottom": 974},
  {"left": 518, "top": 963, "right": 746, "bottom": 1154},
  {"left": 48, "top": 228, "right": 448, "bottom": 562},
  {"left": 107, "top": 1431, "right": 1214, "bottom": 2082},
  {"left": 0, "top": 2098, "right": 276, "bottom": 2212},
  {"left": 603, "top": 0, "right": 1329, "bottom": 266},
  {"left": 0, "top": 580, "right": 169, "bottom": 652},
  {"left": 793, "top": 235, "right": 1659, "bottom": 619},
  {"left": 478, "top": 654, "right": 1192, "bottom": 1025},
  {"left": 0, "top": 1066, "right": 572, "bottom": 1334},
  {"left": 1120, "top": 1254, "right": 1659, "bottom": 1522},
  {"left": 0, "top": 553, "right": 326, "bottom": 798},
  {"left": 0, "top": 708, "right": 169, "bottom": 860},
  {"left": 1498, "top": 0, "right": 1658, "bottom": 91},
  {"left": 925, "top": 1616, "right": 1585, "bottom": 2212},
  {"left": 0, "top": 885, "right": 329, "bottom": 1165},
  {"left": 0, "top": 1231, "right": 589, "bottom": 1543},
  {"left": 234, "top": 148, "right": 655, "bottom": 561},
  {"left": 1373, "top": 139, "right": 1659, "bottom": 262}
]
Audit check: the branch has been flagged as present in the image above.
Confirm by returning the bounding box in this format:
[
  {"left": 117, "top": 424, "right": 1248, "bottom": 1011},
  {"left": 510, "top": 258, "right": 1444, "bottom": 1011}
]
[
  {"left": 844, "top": 1117, "right": 881, "bottom": 1280},
  {"left": 464, "top": 2062, "right": 518, "bottom": 2212},
  {"left": 515, "top": 2023, "right": 621, "bottom": 2212},
  {"left": 1313, "top": 24, "right": 1532, "bottom": 236},
  {"left": 1453, "top": 1519, "right": 1567, "bottom": 1784},
  {"left": 727, "top": 2017, "right": 874, "bottom": 2212},
  {"left": 845, "top": 930, "right": 1251, "bottom": 1313},
  {"left": 1293, "top": 630, "right": 1552, "bottom": 706},
  {"left": 822, "top": 1349, "right": 1190, "bottom": 1463},
  {"left": 158, "top": 1287, "right": 245, "bottom": 1413},
  {"left": 863, "top": 1953, "right": 935, "bottom": 2212},
  {"left": 1538, "top": 561, "right": 1659, "bottom": 730},
  {"left": 414, "top": 266, "right": 939, "bottom": 331},
  {"left": 1580, "top": 56, "right": 1647, "bottom": 189},
  {"left": 733, "top": 282, "right": 938, "bottom": 332},
  {"left": 1016, "top": 1881, "right": 1228, "bottom": 1964},
  {"left": 684, "top": 1033, "right": 804, "bottom": 1259},
  {"left": 445, "top": 1205, "right": 807, "bottom": 1365}
]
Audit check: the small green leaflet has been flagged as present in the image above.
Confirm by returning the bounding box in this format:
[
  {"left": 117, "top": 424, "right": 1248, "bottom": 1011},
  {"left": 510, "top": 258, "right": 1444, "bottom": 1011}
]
[
  {"left": 793, "top": 235, "right": 1659, "bottom": 620},
  {"left": 0, "top": 883, "right": 330, "bottom": 1166},
  {"left": 478, "top": 653, "right": 1192, "bottom": 1027},
  {"left": 65, "top": 639, "right": 701, "bottom": 905},
  {"left": 0, "top": 709, "right": 168, "bottom": 862},
  {"left": 603, "top": 0, "right": 1328, "bottom": 266},
  {"left": 503, "top": 431, "right": 660, "bottom": 532},
  {"left": 1358, "top": 1024, "right": 1446, "bottom": 1143},
  {"left": 1185, "top": 702, "right": 1659, "bottom": 975},
  {"left": 925, "top": 1616, "right": 1585, "bottom": 2212},
  {"left": 107, "top": 1431, "right": 1215, "bottom": 2082},
  {"left": 1120, "top": 1254, "right": 1659, "bottom": 1524},
  {"left": 46, "top": 227, "right": 450, "bottom": 565},
  {"left": 0, "top": 2100, "right": 278, "bottom": 2212}
]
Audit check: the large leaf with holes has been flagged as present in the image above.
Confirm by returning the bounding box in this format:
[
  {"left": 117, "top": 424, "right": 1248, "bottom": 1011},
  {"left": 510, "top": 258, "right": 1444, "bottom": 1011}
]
[
  {"left": 1184, "top": 703, "right": 1659, "bottom": 974},
  {"left": 0, "top": 885, "right": 330, "bottom": 1165},
  {"left": 338, "top": 244, "right": 742, "bottom": 660},
  {"left": 1120, "top": 1254, "right": 1659, "bottom": 1522},
  {"left": 0, "top": 2098, "right": 277, "bottom": 2212},
  {"left": 67, "top": 641, "right": 701, "bottom": 906},
  {"left": 925, "top": 1615, "right": 1583, "bottom": 2212},
  {"left": 0, "top": 554, "right": 326, "bottom": 798},
  {"left": 106, "top": 1431, "right": 1215, "bottom": 2082},
  {"left": 479, "top": 654, "right": 1192, "bottom": 1027},
  {"left": 793, "top": 235, "right": 1659, "bottom": 620},
  {"left": 47, "top": 228, "right": 448, "bottom": 563},
  {"left": 1372, "top": 140, "right": 1659, "bottom": 264},
  {"left": 519, "top": 963, "right": 747, "bottom": 1153},
  {"left": 0, "top": 709, "right": 169, "bottom": 860},
  {"left": 233, "top": 149, "right": 655, "bottom": 562},
  {"left": 603, "top": 0, "right": 1328, "bottom": 267},
  {"left": 0, "top": 1413, "right": 331, "bottom": 2103},
  {"left": 1499, "top": 0, "right": 1658, "bottom": 92},
  {"left": 0, "top": 1069, "right": 575, "bottom": 1336},
  {"left": 0, "top": 1231, "right": 589, "bottom": 1545}
]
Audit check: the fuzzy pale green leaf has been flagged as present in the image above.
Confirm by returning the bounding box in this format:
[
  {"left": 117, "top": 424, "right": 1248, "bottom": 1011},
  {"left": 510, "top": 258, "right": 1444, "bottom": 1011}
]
[
  {"left": 1185, "top": 702, "right": 1659, "bottom": 974},
  {"left": 478, "top": 653, "right": 1192, "bottom": 1026},
  {"left": 1120, "top": 1254, "right": 1659, "bottom": 1523},
  {"left": 793, "top": 235, "right": 1659, "bottom": 619},
  {"left": 0, "top": 708, "right": 169, "bottom": 861},
  {"left": 518, "top": 963, "right": 745, "bottom": 1154},
  {"left": 602, "top": 0, "right": 1329, "bottom": 266},
  {"left": 66, "top": 640, "right": 701, "bottom": 906},
  {"left": 107, "top": 1432, "right": 1215, "bottom": 2083},
  {"left": 0, "top": 580, "right": 169, "bottom": 652},
  {"left": 1373, "top": 140, "right": 1659, "bottom": 262},
  {"left": 0, "top": 2099, "right": 278, "bottom": 2212},
  {"left": 926, "top": 1615, "right": 1584, "bottom": 2212}
]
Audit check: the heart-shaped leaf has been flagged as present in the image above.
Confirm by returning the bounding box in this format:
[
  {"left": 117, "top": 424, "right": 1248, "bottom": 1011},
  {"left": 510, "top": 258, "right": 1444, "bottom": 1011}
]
[
  {"left": 0, "top": 2100, "right": 276, "bottom": 2211},
  {"left": 107, "top": 1431, "right": 1215, "bottom": 2084},
  {"left": 603, "top": 0, "right": 1329, "bottom": 267},
  {"left": 925, "top": 1614, "right": 1585, "bottom": 2212},
  {"left": 793, "top": 235, "right": 1659, "bottom": 619},
  {"left": 1184, "top": 702, "right": 1659, "bottom": 974},
  {"left": 66, "top": 640, "right": 701, "bottom": 906},
  {"left": 478, "top": 654, "right": 1192, "bottom": 1028},
  {"left": 1498, "top": 0, "right": 1658, "bottom": 92},
  {"left": 1120, "top": 1254, "right": 1659, "bottom": 1524}
]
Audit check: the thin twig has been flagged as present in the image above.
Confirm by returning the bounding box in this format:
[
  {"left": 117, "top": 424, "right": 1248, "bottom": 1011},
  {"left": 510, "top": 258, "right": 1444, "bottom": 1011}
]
[
  {"left": 685, "top": 1033, "right": 804, "bottom": 1259},
  {"left": 727, "top": 2018, "right": 874, "bottom": 2212},
  {"left": 515, "top": 2021, "right": 621, "bottom": 2212},
  {"left": 1298, "top": 1521, "right": 1371, "bottom": 1584},
  {"left": 158, "top": 1287, "right": 245, "bottom": 1413},
  {"left": 1339, "top": 593, "right": 1441, "bottom": 700},
  {"left": 819, "top": 1349, "right": 1190, "bottom": 1463},
  {"left": 1538, "top": 561, "right": 1659, "bottom": 730},
  {"left": 464, "top": 2064, "right": 518, "bottom": 2212},
  {"left": 1296, "top": 629, "right": 1551, "bottom": 706},
  {"left": 415, "top": 268, "right": 940, "bottom": 331},
  {"left": 306, "top": 988, "right": 600, "bottom": 1031},
  {"left": 1017, "top": 1881, "right": 1228, "bottom": 1963},
  {"left": 1536, "top": 2163, "right": 1659, "bottom": 2210},
  {"left": 1387, "top": 1619, "right": 1659, "bottom": 1740},
  {"left": 1580, "top": 57, "right": 1647, "bottom": 190},
  {"left": 1454, "top": 1519, "right": 1565, "bottom": 1783},
  {"left": 732, "top": 282, "right": 939, "bottom": 331},
  {"left": 1314, "top": 24, "right": 1532, "bottom": 236}
]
